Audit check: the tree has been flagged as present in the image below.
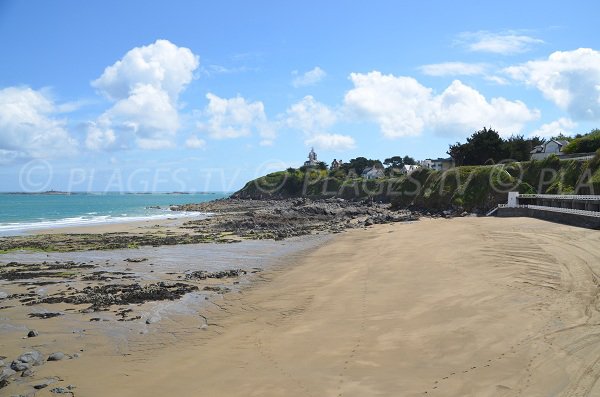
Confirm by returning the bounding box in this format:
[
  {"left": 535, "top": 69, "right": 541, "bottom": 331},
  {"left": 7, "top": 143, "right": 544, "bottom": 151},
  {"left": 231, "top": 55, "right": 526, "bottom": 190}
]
[
  {"left": 341, "top": 157, "right": 381, "bottom": 175},
  {"left": 447, "top": 141, "right": 470, "bottom": 166},
  {"left": 447, "top": 127, "right": 507, "bottom": 165},
  {"left": 384, "top": 156, "right": 403, "bottom": 167},
  {"left": 502, "top": 135, "right": 545, "bottom": 162},
  {"left": 402, "top": 155, "right": 416, "bottom": 165}
]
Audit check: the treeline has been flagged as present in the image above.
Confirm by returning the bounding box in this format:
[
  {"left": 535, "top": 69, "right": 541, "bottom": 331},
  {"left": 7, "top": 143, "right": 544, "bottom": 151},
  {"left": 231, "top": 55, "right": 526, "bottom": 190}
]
[
  {"left": 447, "top": 128, "right": 544, "bottom": 166},
  {"left": 295, "top": 155, "right": 416, "bottom": 176},
  {"left": 448, "top": 127, "right": 600, "bottom": 166}
]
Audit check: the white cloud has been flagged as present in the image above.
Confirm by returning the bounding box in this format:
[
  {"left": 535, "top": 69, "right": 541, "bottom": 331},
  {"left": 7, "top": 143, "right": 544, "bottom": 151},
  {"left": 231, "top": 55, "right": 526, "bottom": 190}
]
[
  {"left": 88, "top": 40, "right": 199, "bottom": 150},
  {"left": 292, "top": 66, "right": 326, "bottom": 87},
  {"left": 284, "top": 95, "right": 337, "bottom": 133},
  {"left": 305, "top": 134, "right": 356, "bottom": 151},
  {"left": 505, "top": 48, "right": 600, "bottom": 120},
  {"left": 456, "top": 31, "right": 543, "bottom": 55},
  {"left": 200, "top": 93, "right": 275, "bottom": 144},
  {"left": 92, "top": 39, "right": 198, "bottom": 101},
  {"left": 344, "top": 71, "right": 539, "bottom": 138},
  {"left": 284, "top": 96, "right": 355, "bottom": 151},
  {"left": 85, "top": 122, "right": 117, "bottom": 151},
  {"left": 419, "top": 62, "right": 488, "bottom": 76},
  {"left": 432, "top": 80, "right": 539, "bottom": 136},
  {"left": 529, "top": 117, "right": 577, "bottom": 138},
  {"left": 185, "top": 135, "right": 206, "bottom": 149},
  {"left": 0, "top": 86, "right": 77, "bottom": 162},
  {"left": 344, "top": 72, "right": 433, "bottom": 137}
]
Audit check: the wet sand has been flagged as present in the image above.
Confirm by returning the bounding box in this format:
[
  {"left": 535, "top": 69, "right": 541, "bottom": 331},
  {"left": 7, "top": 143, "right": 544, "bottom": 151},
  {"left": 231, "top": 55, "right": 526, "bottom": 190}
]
[
  {"left": 32, "top": 216, "right": 192, "bottom": 235},
  {"left": 4, "top": 216, "right": 600, "bottom": 396}
]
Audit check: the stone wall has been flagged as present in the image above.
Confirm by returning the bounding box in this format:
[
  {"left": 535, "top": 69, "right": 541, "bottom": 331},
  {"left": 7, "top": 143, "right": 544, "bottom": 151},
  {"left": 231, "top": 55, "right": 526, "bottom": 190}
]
[{"left": 497, "top": 207, "right": 600, "bottom": 229}]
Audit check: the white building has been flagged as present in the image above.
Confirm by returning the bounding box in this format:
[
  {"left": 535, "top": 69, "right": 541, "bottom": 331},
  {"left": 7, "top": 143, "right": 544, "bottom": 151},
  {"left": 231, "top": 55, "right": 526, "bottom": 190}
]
[
  {"left": 361, "top": 166, "right": 385, "bottom": 179},
  {"left": 530, "top": 140, "right": 569, "bottom": 160},
  {"left": 421, "top": 158, "right": 453, "bottom": 171},
  {"left": 304, "top": 147, "right": 319, "bottom": 167},
  {"left": 400, "top": 164, "right": 421, "bottom": 175}
]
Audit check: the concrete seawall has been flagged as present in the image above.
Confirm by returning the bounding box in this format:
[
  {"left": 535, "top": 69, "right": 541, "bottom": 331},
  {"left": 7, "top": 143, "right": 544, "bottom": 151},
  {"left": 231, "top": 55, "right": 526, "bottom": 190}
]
[{"left": 497, "top": 207, "right": 600, "bottom": 229}]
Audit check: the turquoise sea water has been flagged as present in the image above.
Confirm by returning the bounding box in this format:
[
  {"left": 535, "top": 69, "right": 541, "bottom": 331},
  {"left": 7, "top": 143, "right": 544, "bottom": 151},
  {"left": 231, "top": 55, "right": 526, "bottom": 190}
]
[{"left": 0, "top": 192, "right": 229, "bottom": 235}]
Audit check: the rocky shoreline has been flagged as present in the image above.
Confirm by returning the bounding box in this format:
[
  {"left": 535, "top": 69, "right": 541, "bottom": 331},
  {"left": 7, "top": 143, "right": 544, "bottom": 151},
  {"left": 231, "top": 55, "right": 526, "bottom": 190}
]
[
  {"left": 0, "top": 198, "right": 418, "bottom": 252},
  {"left": 0, "top": 254, "right": 260, "bottom": 395},
  {"left": 174, "top": 198, "right": 418, "bottom": 239}
]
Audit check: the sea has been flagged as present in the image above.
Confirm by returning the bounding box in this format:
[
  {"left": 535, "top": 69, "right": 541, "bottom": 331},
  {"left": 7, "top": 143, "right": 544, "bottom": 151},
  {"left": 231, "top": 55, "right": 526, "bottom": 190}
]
[{"left": 0, "top": 192, "right": 229, "bottom": 235}]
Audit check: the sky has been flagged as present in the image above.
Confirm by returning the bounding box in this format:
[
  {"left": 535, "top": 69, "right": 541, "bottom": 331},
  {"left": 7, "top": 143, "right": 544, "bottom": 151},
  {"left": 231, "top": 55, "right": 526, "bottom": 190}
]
[{"left": 1, "top": 0, "right": 600, "bottom": 192}]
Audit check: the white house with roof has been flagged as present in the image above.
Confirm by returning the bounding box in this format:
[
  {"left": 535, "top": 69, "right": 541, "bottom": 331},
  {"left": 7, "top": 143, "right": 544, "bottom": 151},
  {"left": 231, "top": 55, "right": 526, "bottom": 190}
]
[
  {"left": 530, "top": 139, "right": 569, "bottom": 160},
  {"left": 361, "top": 166, "right": 385, "bottom": 179},
  {"left": 400, "top": 164, "right": 421, "bottom": 175},
  {"left": 421, "top": 158, "right": 454, "bottom": 171}
]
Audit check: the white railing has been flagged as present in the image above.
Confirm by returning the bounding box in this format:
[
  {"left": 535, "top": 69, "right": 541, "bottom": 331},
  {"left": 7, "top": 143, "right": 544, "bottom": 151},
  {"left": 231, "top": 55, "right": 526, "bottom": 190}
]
[
  {"left": 518, "top": 194, "right": 600, "bottom": 201},
  {"left": 503, "top": 204, "right": 600, "bottom": 218}
]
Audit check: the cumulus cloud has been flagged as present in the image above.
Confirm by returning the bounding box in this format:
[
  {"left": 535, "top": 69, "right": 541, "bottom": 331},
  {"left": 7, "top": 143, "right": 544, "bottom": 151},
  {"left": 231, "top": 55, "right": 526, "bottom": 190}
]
[
  {"left": 87, "top": 39, "right": 199, "bottom": 150},
  {"left": 456, "top": 31, "right": 543, "bottom": 55},
  {"left": 185, "top": 135, "right": 206, "bottom": 149},
  {"left": 200, "top": 93, "right": 275, "bottom": 145},
  {"left": 285, "top": 95, "right": 337, "bottom": 133},
  {"left": 419, "top": 62, "right": 488, "bottom": 77},
  {"left": 305, "top": 134, "right": 356, "bottom": 151},
  {"left": 284, "top": 95, "right": 355, "bottom": 151},
  {"left": 92, "top": 39, "right": 198, "bottom": 101},
  {"left": 0, "top": 86, "right": 77, "bottom": 162},
  {"left": 505, "top": 48, "right": 600, "bottom": 120},
  {"left": 529, "top": 117, "right": 577, "bottom": 138},
  {"left": 344, "top": 72, "right": 433, "bottom": 137},
  {"left": 292, "top": 66, "right": 326, "bottom": 87},
  {"left": 344, "top": 71, "right": 539, "bottom": 138},
  {"left": 85, "top": 122, "right": 117, "bottom": 151}
]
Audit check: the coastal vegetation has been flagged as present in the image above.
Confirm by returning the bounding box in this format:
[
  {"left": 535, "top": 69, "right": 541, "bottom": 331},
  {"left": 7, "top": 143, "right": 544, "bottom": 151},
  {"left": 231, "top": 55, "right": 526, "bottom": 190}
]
[
  {"left": 447, "top": 128, "right": 545, "bottom": 165},
  {"left": 563, "top": 129, "right": 600, "bottom": 154},
  {"left": 233, "top": 149, "right": 600, "bottom": 212}
]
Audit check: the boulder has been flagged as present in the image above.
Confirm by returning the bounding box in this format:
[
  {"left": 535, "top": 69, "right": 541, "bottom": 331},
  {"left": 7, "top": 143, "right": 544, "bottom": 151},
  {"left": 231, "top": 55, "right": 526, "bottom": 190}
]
[
  {"left": 0, "top": 368, "right": 16, "bottom": 382},
  {"left": 145, "top": 315, "right": 161, "bottom": 325},
  {"left": 27, "top": 330, "right": 39, "bottom": 338},
  {"left": 47, "top": 352, "right": 65, "bottom": 362},
  {"left": 21, "top": 368, "right": 34, "bottom": 377},
  {"left": 16, "top": 351, "right": 44, "bottom": 366},
  {"left": 10, "top": 360, "right": 30, "bottom": 371}
]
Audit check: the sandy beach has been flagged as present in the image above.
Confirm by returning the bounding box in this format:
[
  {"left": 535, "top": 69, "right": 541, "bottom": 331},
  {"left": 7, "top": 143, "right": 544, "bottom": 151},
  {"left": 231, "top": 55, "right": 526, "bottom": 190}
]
[{"left": 4, "top": 216, "right": 600, "bottom": 396}]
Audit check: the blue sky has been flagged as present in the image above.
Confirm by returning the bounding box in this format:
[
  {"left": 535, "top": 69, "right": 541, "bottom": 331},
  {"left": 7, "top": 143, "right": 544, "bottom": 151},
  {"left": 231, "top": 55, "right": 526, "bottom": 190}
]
[{"left": 1, "top": 0, "right": 600, "bottom": 192}]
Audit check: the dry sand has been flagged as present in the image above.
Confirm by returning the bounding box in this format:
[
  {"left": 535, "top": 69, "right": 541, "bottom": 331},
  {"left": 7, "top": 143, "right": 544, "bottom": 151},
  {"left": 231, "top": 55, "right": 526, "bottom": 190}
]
[{"left": 12, "top": 216, "right": 600, "bottom": 396}]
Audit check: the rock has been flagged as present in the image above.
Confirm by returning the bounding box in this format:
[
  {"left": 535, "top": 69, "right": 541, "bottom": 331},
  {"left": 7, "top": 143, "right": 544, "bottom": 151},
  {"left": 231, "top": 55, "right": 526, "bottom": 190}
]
[
  {"left": 27, "top": 330, "right": 39, "bottom": 338},
  {"left": 0, "top": 291, "right": 7, "bottom": 299},
  {"left": 34, "top": 379, "right": 56, "bottom": 389},
  {"left": 10, "top": 360, "right": 30, "bottom": 371},
  {"left": 47, "top": 352, "right": 65, "bottom": 361},
  {"left": 145, "top": 315, "right": 160, "bottom": 325},
  {"left": 0, "top": 367, "right": 16, "bottom": 382},
  {"left": 28, "top": 312, "right": 62, "bottom": 319},
  {"left": 0, "top": 360, "right": 4, "bottom": 368},
  {"left": 15, "top": 350, "right": 44, "bottom": 366},
  {"left": 21, "top": 368, "right": 34, "bottom": 377},
  {"left": 50, "top": 386, "right": 70, "bottom": 394}
]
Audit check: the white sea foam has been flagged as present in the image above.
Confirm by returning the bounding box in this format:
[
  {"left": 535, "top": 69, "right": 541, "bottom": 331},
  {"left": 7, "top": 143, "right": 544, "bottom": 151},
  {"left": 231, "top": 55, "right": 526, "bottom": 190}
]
[{"left": 0, "top": 211, "right": 207, "bottom": 235}]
